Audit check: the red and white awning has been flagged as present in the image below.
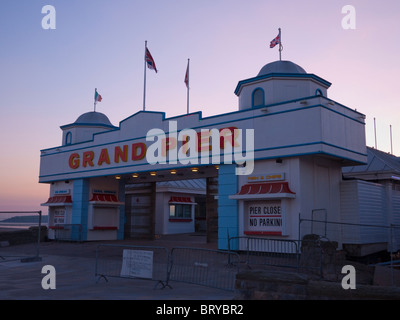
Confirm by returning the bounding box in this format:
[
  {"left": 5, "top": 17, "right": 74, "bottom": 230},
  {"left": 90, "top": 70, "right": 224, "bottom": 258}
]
[
  {"left": 41, "top": 195, "right": 73, "bottom": 206},
  {"left": 89, "top": 193, "right": 124, "bottom": 205},
  {"left": 229, "top": 182, "right": 296, "bottom": 200}
]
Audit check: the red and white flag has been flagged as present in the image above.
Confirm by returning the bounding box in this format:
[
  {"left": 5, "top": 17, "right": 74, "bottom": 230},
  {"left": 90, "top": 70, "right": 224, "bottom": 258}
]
[
  {"left": 145, "top": 47, "right": 158, "bottom": 73},
  {"left": 270, "top": 34, "right": 280, "bottom": 48}
]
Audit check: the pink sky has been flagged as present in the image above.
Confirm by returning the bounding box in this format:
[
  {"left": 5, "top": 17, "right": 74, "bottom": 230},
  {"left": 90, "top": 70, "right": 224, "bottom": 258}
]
[{"left": 0, "top": 0, "right": 399, "bottom": 213}]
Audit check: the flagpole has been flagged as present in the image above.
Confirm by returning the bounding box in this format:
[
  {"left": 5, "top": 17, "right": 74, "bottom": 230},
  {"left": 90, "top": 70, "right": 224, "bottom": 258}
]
[
  {"left": 279, "top": 28, "right": 282, "bottom": 61},
  {"left": 186, "top": 59, "right": 190, "bottom": 114},
  {"left": 143, "top": 40, "right": 147, "bottom": 111}
]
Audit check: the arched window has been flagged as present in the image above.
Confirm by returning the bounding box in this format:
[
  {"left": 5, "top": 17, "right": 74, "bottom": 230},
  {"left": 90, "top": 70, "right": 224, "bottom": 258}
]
[
  {"left": 65, "top": 132, "right": 72, "bottom": 145},
  {"left": 315, "top": 89, "right": 323, "bottom": 96},
  {"left": 252, "top": 88, "right": 265, "bottom": 108}
]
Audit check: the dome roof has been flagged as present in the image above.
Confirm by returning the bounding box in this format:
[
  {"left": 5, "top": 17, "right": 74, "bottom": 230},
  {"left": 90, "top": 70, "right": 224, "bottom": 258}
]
[
  {"left": 258, "top": 60, "right": 306, "bottom": 76},
  {"left": 74, "top": 111, "right": 114, "bottom": 127}
]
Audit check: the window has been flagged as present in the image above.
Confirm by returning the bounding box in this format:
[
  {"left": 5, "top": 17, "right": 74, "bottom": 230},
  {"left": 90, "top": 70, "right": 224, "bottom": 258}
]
[
  {"left": 252, "top": 88, "right": 264, "bottom": 107},
  {"left": 169, "top": 204, "right": 191, "bottom": 219},
  {"left": 315, "top": 89, "right": 323, "bottom": 96},
  {"left": 65, "top": 132, "right": 72, "bottom": 145}
]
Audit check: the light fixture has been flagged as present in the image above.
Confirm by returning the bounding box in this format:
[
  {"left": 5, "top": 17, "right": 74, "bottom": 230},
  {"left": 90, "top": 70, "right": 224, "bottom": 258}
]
[
  {"left": 115, "top": 175, "right": 121, "bottom": 180},
  {"left": 215, "top": 165, "right": 219, "bottom": 170},
  {"left": 191, "top": 168, "right": 199, "bottom": 173},
  {"left": 132, "top": 173, "right": 139, "bottom": 178},
  {"left": 150, "top": 172, "right": 157, "bottom": 176},
  {"left": 170, "top": 170, "right": 177, "bottom": 174}
]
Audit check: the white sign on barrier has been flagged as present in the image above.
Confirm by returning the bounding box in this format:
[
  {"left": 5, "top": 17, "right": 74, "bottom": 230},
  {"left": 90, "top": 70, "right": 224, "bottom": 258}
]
[{"left": 120, "top": 250, "right": 153, "bottom": 279}]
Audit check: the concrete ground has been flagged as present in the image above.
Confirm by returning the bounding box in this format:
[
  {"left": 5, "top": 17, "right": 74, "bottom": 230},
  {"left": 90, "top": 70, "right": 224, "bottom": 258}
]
[{"left": 0, "top": 234, "right": 236, "bottom": 300}]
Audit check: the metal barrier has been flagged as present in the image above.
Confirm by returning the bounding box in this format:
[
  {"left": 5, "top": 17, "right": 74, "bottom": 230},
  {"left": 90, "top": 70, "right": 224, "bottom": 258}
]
[
  {"left": 52, "top": 224, "right": 83, "bottom": 242},
  {"left": 95, "top": 244, "right": 170, "bottom": 288},
  {"left": 168, "top": 247, "right": 240, "bottom": 291},
  {"left": 228, "top": 236, "right": 299, "bottom": 271},
  {"left": 95, "top": 245, "right": 241, "bottom": 291}
]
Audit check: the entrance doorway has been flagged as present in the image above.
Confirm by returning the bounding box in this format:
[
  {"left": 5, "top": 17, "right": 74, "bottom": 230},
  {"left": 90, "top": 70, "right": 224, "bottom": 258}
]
[
  {"left": 125, "top": 182, "right": 156, "bottom": 239},
  {"left": 122, "top": 166, "right": 219, "bottom": 242}
]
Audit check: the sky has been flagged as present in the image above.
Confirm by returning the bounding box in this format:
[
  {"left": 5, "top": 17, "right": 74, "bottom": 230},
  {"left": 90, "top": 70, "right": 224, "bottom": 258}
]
[{"left": 0, "top": 0, "right": 399, "bottom": 213}]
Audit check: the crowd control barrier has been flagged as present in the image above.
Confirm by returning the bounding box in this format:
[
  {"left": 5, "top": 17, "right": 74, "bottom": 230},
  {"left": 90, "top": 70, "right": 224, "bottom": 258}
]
[
  {"left": 95, "top": 244, "right": 241, "bottom": 291},
  {"left": 95, "top": 244, "right": 170, "bottom": 288},
  {"left": 228, "top": 236, "right": 300, "bottom": 270},
  {"left": 168, "top": 247, "right": 240, "bottom": 291}
]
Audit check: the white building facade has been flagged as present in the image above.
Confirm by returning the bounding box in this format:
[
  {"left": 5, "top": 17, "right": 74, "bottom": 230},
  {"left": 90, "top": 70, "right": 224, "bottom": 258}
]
[{"left": 40, "top": 60, "right": 373, "bottom": 252}]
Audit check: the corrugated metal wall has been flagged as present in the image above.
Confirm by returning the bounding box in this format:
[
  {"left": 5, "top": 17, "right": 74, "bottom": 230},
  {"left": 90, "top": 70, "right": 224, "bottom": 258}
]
[
  {"left": 357, "top": 180, "right": 387, "bottom": 244},
  {"left": 392, "top": 189, "right": 400, "bottom": 251},
  {"left": 340, "top": 180, "right": 388, "bottom": 246}
]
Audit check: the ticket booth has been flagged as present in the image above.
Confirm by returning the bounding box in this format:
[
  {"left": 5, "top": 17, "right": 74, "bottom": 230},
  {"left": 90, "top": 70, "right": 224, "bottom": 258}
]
[
  {"left": 87, "top": 192, "right": 124, "bottom": 241},
  {"left": 42, "top": 190, "right": 73, "bottom": 240}
]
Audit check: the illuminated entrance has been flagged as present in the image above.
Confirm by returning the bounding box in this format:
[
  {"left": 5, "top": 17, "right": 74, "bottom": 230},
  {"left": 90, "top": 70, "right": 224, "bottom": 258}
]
[{"left": 122, "top": 166, "right": 219, "bottom": 242}]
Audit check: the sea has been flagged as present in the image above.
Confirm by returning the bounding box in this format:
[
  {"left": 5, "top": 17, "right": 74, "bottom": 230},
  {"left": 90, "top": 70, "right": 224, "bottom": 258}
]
[{"left": 0, "top": 212, "right": 49, "bottom": 231}]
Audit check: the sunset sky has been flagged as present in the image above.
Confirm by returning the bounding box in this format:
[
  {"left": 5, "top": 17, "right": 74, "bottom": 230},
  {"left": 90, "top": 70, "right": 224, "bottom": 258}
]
[{"left": 0, "top": 0, "right": 399, "bottom": 213}]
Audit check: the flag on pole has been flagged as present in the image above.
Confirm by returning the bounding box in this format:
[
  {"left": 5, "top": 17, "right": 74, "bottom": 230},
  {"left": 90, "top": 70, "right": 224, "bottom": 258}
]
[
  {"left": 145, "top": 47, "right": 158, "bottom": 73},
  {"left": 184, "top": 60, "right": 189, "bottom": 89},
  {"left": 94, "top": 89, "right": 102, "bottom": 103},
  {"left": 270, "top": 34, "right": 280, "bottom": 48},
  {"left": 185, "top": 59, "right": 190, "bottom": 114}
]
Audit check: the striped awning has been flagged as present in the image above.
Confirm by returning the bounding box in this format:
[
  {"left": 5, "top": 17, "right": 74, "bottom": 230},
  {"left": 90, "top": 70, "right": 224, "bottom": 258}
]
[
  {"left": 89, "top": 193, "right": 123, "bottom": 204},
  {"left": 230, "top": 182, "right": 296, "bottom": 200},
  {"left": 42, "top": 195, "right": 72, "bottom": 206}
]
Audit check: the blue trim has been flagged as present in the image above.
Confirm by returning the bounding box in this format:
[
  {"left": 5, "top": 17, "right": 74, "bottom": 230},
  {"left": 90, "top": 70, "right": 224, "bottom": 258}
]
[
  {"left": 117, "top": 180, "right": 125, "bottom": 240},
  {"left": 41, "top": 95, "right": 364, "bottom": 153},
  {"left": 60, "top": 123, "right": 118, "bottom": 130},
  {"left": 235, "top": 73, "right": 332, "bottom": 96},
  {"left": 71, "top": 179, "right": 89, "bottom": 241},
  {"left": 39, "top": 141, "right": 367, "bottom": 184},
  {"left": 40, "top": 100, "right": 365, "bottom": 156},
  {"left": 218, "top": 164, "right": 238, "bottom": 250},
  {"left": 251, "top": 87, "right": 265, "bottom": 108}
]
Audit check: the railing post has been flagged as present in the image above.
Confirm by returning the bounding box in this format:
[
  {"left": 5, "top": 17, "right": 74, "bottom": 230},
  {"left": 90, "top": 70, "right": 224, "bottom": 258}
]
[{"left": 36, "top": 210, "right": 42, "bottom": 259}]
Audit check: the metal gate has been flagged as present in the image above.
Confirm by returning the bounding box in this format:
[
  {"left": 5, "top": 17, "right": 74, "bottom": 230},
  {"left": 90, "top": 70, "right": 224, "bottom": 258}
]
[{"left": 125, "top": 183, "right": 156, "bottom": 239}]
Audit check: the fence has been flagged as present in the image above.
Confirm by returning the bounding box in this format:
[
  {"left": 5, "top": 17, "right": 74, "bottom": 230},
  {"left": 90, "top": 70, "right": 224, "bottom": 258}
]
[
  {"left": 228, "top": 236, "right": 300, "bottom": 271},
  {"left": 168, "top": 247, "right": 240, "bottom": 291},
  {"left": 0, "top": 210, "right": 43, "bottom": 262},
  {"left": 95, "top": 245, "right": 240, "bottom": 291},
  {"left": 95, "top": 244, "right": 170, "bottom": 288},
  {"left": 299, "top": 217, "right": 400, "bottom": 285},
  {"left": 299, "top": 216, "right": 400, "bottom": 255}
]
